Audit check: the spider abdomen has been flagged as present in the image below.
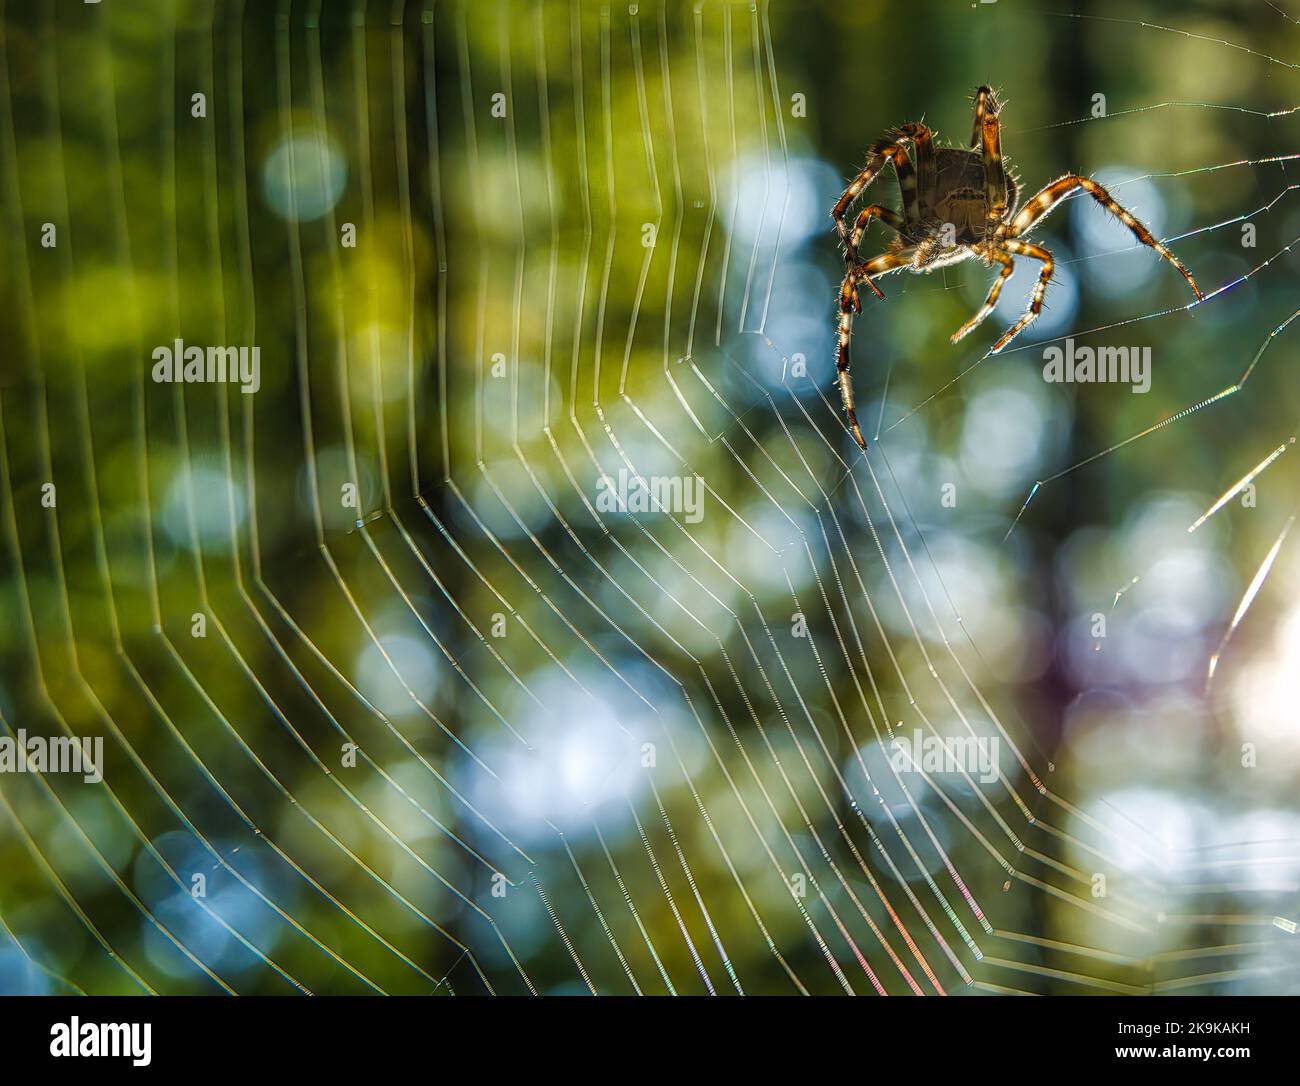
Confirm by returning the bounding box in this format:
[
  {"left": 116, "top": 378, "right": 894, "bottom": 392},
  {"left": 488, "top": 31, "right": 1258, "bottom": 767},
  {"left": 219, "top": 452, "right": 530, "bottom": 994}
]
[
  {"left": 930, "top": 148, "right": 1016, "bottom": 243},
  {"left": 934, "top": 189, "right": 987, "bottom": 243}
]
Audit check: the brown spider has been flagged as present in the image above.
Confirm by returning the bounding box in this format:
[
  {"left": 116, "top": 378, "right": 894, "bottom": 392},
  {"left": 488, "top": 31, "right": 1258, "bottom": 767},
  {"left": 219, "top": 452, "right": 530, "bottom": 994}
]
[{"left": 831, "top": 86, "right": 1203, "bottom": 448}]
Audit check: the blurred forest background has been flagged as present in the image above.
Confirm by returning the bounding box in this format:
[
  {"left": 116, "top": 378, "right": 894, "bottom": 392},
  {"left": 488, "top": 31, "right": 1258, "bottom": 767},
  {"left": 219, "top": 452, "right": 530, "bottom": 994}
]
[{"left": 0, "top": 0, "right": 1297, "bottom": 995}]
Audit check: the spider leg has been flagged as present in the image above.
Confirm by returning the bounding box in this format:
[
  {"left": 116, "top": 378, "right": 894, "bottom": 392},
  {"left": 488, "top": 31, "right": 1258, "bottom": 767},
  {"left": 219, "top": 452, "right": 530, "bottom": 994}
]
[
  {"left": 970, "top": 86, "right": 1009, "bottom": 233},
  {"left": 867, "top": 131, "right": 923, "bottom": 222},
  {"left": 893, "top": 123, "right": 936, "bottom": 216},
  {"left": 831, "top": 130, "right": 924, "bottom": 303},
  {"left": 837, "top": 248, "right": 918, "bottom": 448},
  {"left": 989, "top": 238, "right": 1054, "bottom": 353},
  {"left": 839, "top": 205, "right": 907, "bottom": 312},
  {"left": 950, "top": 247, "right": 1016, "bottom": 344},
  {"left": 1010, "top": 174, "right": 1203, "bottom": 300}
]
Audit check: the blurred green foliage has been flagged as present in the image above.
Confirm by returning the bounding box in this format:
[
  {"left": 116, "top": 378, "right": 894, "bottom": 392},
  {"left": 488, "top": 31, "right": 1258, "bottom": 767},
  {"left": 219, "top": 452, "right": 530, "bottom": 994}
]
[{"left": 0, "top": 0, "right": 1297, "bottom": 995}]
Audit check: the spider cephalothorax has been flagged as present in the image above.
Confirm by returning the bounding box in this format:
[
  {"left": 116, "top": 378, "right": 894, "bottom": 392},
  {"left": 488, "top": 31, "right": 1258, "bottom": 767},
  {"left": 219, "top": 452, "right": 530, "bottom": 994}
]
[{"left": 831, "top": 86, "right": 1203, "bottom": 448}]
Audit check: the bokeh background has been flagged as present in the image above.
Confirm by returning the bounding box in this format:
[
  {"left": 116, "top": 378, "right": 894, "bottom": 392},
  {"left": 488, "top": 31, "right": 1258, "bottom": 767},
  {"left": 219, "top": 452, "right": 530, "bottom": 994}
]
[{"left": 0, "top": 0, "right": 1298, "bottom": 995}]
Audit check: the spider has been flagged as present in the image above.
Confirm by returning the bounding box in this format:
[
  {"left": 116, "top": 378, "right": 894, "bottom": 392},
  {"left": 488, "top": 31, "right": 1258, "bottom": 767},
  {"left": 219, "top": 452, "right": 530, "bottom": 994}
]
[{"left": 831, "top": 85, "right": 1203, "bottom": 448}]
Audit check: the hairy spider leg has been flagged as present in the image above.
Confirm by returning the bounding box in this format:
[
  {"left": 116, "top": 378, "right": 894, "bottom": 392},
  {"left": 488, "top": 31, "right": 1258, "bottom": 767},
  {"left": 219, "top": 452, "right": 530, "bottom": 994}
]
[
  {"left": 950, "top": 247, "right": 1016, "bottom": 344},
  {"left": 971, "top": 86, "right": 1009, "bottom": 233},
  {"left": 839, "top": 205, "right": 907, "bottom": 312},
  {"left": 836, "top": 248, "right": 918, "bottom": 448},
  {"left": 831, "top": 130, "right": 925, "bottom": 306},
  {"left": 990, "top": 238, "right": 1055, "bottom": 352},
  {"left": 893, "top": 122, "right": 936, "bottom": 214},
  {"left": 1010, "top": 174, "right": 1203, "bottom": 300}
]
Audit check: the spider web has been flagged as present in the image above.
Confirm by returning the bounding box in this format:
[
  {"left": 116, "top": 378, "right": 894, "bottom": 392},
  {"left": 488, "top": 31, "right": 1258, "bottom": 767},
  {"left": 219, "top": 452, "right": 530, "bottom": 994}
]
[{"left": 0, "top": 0, "right": 1298, "bottom": 996}]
